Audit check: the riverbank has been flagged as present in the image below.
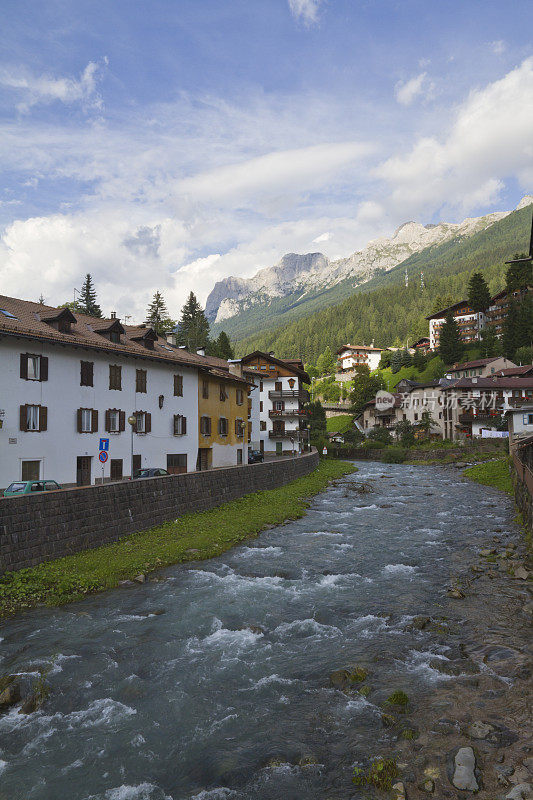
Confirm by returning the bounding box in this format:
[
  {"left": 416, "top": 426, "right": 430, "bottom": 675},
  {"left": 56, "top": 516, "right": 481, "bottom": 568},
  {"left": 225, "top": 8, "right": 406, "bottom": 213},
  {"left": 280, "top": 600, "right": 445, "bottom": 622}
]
[
  {"left": 366, "top": 459, "right": 532, "bottom": 800},
  {"left": 0, "top": 459, "right": 356, "bottom": 618}
]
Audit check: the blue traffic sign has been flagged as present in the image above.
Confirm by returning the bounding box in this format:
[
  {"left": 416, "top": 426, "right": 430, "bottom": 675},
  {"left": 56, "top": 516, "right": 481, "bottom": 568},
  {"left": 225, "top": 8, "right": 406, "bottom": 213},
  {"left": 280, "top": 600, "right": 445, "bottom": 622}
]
[
  {"left": 99, "top": 450, "right": 108, "bottom": 463},
  {"left": 99, "top": 438, "right": 109, "bottom": 451}
]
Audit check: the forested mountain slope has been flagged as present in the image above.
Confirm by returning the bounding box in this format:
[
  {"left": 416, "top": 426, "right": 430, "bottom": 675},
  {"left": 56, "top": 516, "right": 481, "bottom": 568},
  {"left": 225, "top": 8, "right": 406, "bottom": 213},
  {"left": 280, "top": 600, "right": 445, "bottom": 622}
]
[{"left": 234, "top": 204, "right": 533, "bottom": 363}]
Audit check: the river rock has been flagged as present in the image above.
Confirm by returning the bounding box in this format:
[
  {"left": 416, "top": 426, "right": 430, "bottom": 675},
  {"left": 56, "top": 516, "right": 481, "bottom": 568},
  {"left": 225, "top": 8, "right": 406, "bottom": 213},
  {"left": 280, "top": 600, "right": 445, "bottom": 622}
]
[
  {"left": 134, "top": 573, "right": 146, "bottom": 583},
  {"left": 468, "top": 720, "right": 494, "bottom": 739},
  {"left": 452, "top": 747, "right": 478, "bottom": 791},
  {"left": 329, "top": 665, "right": 368, "bottom": 692},
  {"left": 18, "top": 693, "right": 39, "bottom": 715},
  {"left": 506, "top": 784, "right": 533, "bottom": 799},
  {"left": 514, "top": 566, "right": 530, "bottom": 580},
  {"left": 0, "top": 679, "right": 21, "bottom": 709},
  {"left": 392, "top": 781, "right": 406, "bottom": 799}
]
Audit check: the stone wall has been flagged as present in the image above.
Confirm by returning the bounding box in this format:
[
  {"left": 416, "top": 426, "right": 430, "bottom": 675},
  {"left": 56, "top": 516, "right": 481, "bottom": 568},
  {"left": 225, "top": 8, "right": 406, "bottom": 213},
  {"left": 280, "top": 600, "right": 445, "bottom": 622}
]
[
  {"left": 0, "top": 451, "right": 319, "bottom": 574},
  {"left": 511, "top": 446, "right": 533, "bottom": 537}
]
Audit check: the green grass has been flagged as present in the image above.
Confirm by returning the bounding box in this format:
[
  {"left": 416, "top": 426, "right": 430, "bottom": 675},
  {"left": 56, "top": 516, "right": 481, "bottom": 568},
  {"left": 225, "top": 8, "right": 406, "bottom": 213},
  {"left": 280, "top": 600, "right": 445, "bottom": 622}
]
[
  {"left": 463, "top": 457, "right": 512, "bottom": 495},
  {"left": 326, "top": 414, "right": 354, "bottom": 433},
  {"left": 0, "top": 459, "right": 357, "bottom": 618}
]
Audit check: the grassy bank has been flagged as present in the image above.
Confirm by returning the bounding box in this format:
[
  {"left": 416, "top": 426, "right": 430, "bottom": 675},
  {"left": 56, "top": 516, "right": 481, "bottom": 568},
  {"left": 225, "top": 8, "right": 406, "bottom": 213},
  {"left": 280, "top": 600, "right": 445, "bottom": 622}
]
[
  {"left": 463, "top": 457, "right": 513, "bottom": 494},
  {"left": 0, "top": 459, "right": 356, "bottom": 618}
]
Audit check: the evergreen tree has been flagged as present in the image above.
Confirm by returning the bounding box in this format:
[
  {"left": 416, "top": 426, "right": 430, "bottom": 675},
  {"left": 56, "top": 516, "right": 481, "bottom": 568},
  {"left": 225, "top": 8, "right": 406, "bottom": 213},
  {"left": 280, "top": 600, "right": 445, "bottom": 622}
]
[
  {"left": 505, "top": 254, "right": 532, "bottom": 293},
  {"left": 145, "top": 291, "right": 176, "bottom": 336},
  {"left": 390, "top": 350, "right": 402, "bottom": 374},
  {"left": 438, "top": 312, "right": 463, "bottom": 365},
  {"left": 349, "top": 368, "right": 384, "bottom": 416},
  {"left": 467, "top": 272, "right": 491, "bottom": 312},
  {"left": 515, "top": 345, "right": 533, "bottom": 365},
  {"left": 502, "top": 300, "right": 521, "bottom": 359},
  {"left": 176, "top": 292, "right": 210, "bottom": 351},
  {"left": 400, "top": 348, "right": 412, "bottom": 367},
  {"left": 479, "top": 325, "right": 499, "bottom": 358},
  {"left": 378, "top": 351, "right": 392, "bottom": 369},
  {"left": 412, "top": 348, "right": 426, "bottom": 371},
  {"left": 307, "top": 400, "right": 327, "bottom": 449},
  {"left": 215, "top": 331, "right": 234, "bottom": 360},
  {"left": 78, "top": 274, "right": 102, "bottom": 317},
  {"left": 316, "top": 346, "right": 336, "bottom": 376}
]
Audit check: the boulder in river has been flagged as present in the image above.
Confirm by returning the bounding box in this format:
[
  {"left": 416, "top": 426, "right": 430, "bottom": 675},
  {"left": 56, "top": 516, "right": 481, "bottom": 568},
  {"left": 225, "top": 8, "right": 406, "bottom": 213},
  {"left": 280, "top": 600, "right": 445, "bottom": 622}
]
[
  {"left": 451, "top": 746, "right": 479, "bottom": 791},
  {"left": 506, "top": 785, "right": 533, "bottom": 799},
  {"left": 0, "top": 677, "right": 21, "bottom": 709},
  {"left": 329, "top": 665, "right": 368, "bottom": 692}
]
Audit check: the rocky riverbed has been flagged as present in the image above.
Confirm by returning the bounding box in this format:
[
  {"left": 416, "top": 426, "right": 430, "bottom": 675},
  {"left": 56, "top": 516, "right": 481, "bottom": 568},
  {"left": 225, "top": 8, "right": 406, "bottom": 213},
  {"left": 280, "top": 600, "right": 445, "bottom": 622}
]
[{"left": 0, "top": 462, "right": 531, "bottom": 800}]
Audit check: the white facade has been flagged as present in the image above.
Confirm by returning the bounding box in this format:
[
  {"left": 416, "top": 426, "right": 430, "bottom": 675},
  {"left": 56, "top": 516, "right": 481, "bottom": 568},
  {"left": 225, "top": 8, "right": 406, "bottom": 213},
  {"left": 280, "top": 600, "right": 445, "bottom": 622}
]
[
  {"left": 428, "top": 310, "right": 486, "bottom": 350},
  {"left": 259, "top": 374, "right": 305, "bottom": 453},
  {"left": 507, "top": 406, "right": 533, "bottom": 440},
  {"left": 246, "top": 373, "right": 261, "bottom": 450},
  {"left": 336, "top": 345, "right": 383, "bottom": 379},
  {"left": 0, "top": 337, "right": 199, "bottom": 489}
]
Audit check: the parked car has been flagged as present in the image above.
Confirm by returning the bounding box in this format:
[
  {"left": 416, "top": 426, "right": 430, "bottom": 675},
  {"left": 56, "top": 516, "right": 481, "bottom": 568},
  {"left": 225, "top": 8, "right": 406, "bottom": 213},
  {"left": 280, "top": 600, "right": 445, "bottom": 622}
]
[
  {"left": 133, "top": 468, "right": 170, "bottom": 479},
  {"left": 248, "top": 449, "right": 264, "bottom": 464},
  {"left": 3, "top": 480, "right": 62, "bottom": 497}
]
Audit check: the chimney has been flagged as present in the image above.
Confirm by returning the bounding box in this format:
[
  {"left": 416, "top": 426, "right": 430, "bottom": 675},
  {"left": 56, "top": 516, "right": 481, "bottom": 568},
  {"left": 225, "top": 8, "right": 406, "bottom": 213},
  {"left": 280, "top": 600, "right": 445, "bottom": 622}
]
[
  {"left": 229, "top": 362, "right": 243, "bottom": 377},
  {"left": 269, "top": 351, "right": 275, "bottom": 357},
  {"left": 110, "top": 311, "right": 116, "bottom": 319},
  {"left": 197, "top": 348, "right": 205, "bottom": 357},
  {"left": 166, "top": 332, "right": 177, "bottom": 346}
]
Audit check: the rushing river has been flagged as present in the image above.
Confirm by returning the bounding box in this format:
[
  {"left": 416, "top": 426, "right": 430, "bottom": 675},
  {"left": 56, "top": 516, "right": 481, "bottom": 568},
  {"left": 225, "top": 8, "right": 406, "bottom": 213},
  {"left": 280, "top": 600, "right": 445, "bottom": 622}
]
[{"left": 0, "top": 462, "right": 514, "bottom": 800}]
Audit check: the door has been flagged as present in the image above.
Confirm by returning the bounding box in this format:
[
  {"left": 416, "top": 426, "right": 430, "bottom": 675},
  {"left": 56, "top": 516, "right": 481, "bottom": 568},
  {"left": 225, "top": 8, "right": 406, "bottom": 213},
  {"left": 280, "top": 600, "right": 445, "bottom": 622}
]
[
  {"left": 275, "top": 381, "right": 282, "bottom": 392},
  {"left": 276, "top": 441, "right": 283, "bottom": 456},
  {"left": 259, "top": 440, "right": 264, "bottom": 455},
  {"left": 197, "top": 448, "right": 210, "bottom": 471},
  {"left": 167, "top": 454, "right": 187, "bottom": 474},
  {"left": 237, "top": 449, "right": 243, "bottom": 465},
  {"left": 21, "top": 460, "right": 40, "bottom": 481},
  {"left": 132, "top": 454, "right": 141, "bottom": 476},
  {"left": 273, "top": 421, "right": 285, "bottom": 436},
  {"left": 76, "top": 456, "right": 91, "bottom": 486},
  {"left": 110, "top": 459, "right": 123, "bottom": 481}
]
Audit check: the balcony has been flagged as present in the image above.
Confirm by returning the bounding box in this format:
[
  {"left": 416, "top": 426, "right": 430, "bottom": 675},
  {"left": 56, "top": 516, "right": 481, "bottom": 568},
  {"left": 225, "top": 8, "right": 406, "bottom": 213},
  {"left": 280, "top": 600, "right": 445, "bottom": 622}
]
[
  {"left": 269, "top": 429, "right": 301, "bottom": 439},
  {"left": 269, "top": 409, "right": 307, "bottom": 419},
  {"left": 268, "top": 389, "right": 310, "bottom": 402},
  {"left": 458, "top": 411, "right": 501, "bottom": 424}
]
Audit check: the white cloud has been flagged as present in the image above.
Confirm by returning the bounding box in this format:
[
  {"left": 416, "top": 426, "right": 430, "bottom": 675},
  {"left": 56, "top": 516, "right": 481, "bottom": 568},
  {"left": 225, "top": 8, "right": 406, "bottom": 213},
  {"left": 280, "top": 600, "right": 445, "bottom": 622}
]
[
  {"left": 394, "top": 72, "right": 435, "bottom": 106},
  {"left": 0, "top": 59, "right": 107, "bottom": 113},
  {"left": 380, "top": 57, "right": 533, "bottom": 215},
  {"left": 490, "top": 40, "right": 506, "bottom": 55},
  {"left": 288, "top": 0, "right": 323, "bottom": 25},
  {"left": 312, "top": 231, "right": 331, "bottom": 243}
]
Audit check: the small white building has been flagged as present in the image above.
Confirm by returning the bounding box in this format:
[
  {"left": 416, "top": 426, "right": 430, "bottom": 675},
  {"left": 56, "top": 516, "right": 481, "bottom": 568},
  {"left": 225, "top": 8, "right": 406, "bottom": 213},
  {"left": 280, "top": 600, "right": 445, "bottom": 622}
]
[
  {"left": 507, "top": 404, "right": 533, "bottom": 444},
  {"left": 239, "top": 351, "right": 310, "bottom": 455},
  {"left": 336, "top": 344, "right": 384, "bottom": 380}
]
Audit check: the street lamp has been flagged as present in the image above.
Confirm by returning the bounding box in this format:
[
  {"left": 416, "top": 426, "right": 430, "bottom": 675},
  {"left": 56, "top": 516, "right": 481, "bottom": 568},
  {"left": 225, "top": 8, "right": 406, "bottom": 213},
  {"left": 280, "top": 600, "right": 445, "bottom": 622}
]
[{"left": 127, "top": 414, "right": 136, "bottom": 479}]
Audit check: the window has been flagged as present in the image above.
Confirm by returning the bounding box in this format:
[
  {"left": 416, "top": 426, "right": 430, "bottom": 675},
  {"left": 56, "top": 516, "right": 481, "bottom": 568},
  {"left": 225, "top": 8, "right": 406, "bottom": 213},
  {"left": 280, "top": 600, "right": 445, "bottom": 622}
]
[
  {"left": 235, "top": 418, "right": 244, "bottom": 437},
  {"left": 260, "top": 364, "right": 266, "bottom": 370},
  {"left": 110, "top": 460, "right": 123, "bottom": 480},
  {"left": 167, "top": 453, "right": 187, "bottom": 474},
  {"left": 109, "top": 365, "right": 122, "bottom": 390},
  {"left": 220, "top": 384, "right": 227, "bottom": 401},
  {"left": 260, "top": 401, "right": 263, "bottom": 412},
  {"left": 174, "top": 374, "right": 183, "bottom": 397},
  {"left": 20, "top": 404, "right": 47, "bottom": 432},
  {"left": 200, "top": 415, "right": 211, "bottom": 436},
  {"left": 275, "top": 381, "right": 282, "bottom": 391},
  {"left": 109, "top": 331, "right": 121, "bottom": 344},
  {"left": 0, "top": 308, "right": 18, "bottom": 319},
  {"left": 105, "top": 409, "right": 125, "bottom": 433},
  {"left": 218, "top": 417, "right": 228, "bottom": 436},
  {"left": 274, "top": 401, "right": 284, "bottom": 411},
  {"left": 136, "top": 369, "right": 147, "bottom": 393},
  {"left": 134, "top": 411, "right": 151, "bottom": 434},
  {"left": 202, "top": 380, "right": 209, "bottom": 399},
  {"left": 259, "top": 380, "right": 263, "bottom": 391},
  {"left": 173, "top": 414, "right": 187, "bottom": 435},
  {"left": 77, "top": 408, "right": 98, "bottom": 433},
  {"left": 20, "top": 353, "right": 48, "bottom": 382},
  {"left": 260, "top": 420, "right": 267, "bottom": 431},
  {"left": 80, "top": 361, "right": 94, "bottom": 386},
  {"left": 525, "top": 414, "right": 533, "bottom": 426},
  {"left": 21, "top": 461, "right": 40, "bottom": 481},
  {"left": 236, "top": 388, "right": 244, "bottom": 405}
]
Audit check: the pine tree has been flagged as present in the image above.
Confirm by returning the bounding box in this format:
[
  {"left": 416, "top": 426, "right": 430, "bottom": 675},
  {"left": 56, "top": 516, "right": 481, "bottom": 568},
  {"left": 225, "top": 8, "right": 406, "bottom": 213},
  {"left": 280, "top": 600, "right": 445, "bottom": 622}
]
[
  {"left": 438, "top": 312, "right": 463, "bottom": 365},
  {"left": 216, "top": 331, "right": 234, "bottom": 360},
  {"left": 78, "top": 274, "right": 102, "bottom": 317},
  {"left": 480, "top": 325, "right": 499, "bottom": 358},
  {"left": 145, "top": 291, "right": 176, "bottom": 336},
  {"left": 316, "top": 346, "right": 336, "bottom": 376},
  {"left": 400, "top": 348, "right": 412, "bottom": 367},
  {"left": 505, "top": 255, "right": 532, "bottom": 293},
  {"left": 390, "top": 350, "right": 402, "bottom": 374},
  {"left": 176, "top": 291, "right": 210, "bottom": 352},
  {"left": 502, "top": 300, "right": 520, "bottom": 359},
  {"left": 467, "top": 272, "right": 491, "bottom": 312},
  {"left": 412, "top": 348, "right": 426, "bottom": 371}
]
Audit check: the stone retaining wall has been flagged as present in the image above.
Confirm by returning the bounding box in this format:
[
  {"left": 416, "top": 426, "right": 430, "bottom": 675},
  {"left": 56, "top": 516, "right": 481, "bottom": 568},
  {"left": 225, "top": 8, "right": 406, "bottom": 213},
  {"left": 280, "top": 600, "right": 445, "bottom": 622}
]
[
  {"left": 511, "top": 448, "right": 533, "bottom": 536},
  {"left": 0, "top": 451, "right": 319, "bottom": 574}
]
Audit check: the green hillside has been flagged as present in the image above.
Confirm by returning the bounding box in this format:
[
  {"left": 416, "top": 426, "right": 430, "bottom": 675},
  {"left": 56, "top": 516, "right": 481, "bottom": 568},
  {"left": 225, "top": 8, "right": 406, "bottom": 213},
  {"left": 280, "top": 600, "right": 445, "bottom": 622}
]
[{"left": 234, "top": 205, "right": 532, "bottom": 363}]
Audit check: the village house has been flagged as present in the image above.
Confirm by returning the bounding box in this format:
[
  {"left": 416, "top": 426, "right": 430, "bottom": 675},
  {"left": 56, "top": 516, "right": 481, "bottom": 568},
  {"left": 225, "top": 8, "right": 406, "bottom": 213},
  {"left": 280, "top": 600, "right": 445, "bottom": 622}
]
[
  {"left": 195, "top": 364, "right": 250, "bottom": 470},
  {"left": 441, "top": 376, "right": 533, "bottom": 440},
  {"left": 0, "top": 295, "right": 252, "bottom": 489},
  {"left": 335, "top": 344, "right": 384, "bottom": 381},
  {"left": 507, "top": 404, "right": 533, "bottom": 446},
  {"left": 238, "top": 351, "right": 310, "bottom": 455},
  {"left": 427, "top": 301, "right": 485, "bottom": 350},
  {"left": 445, "top": 357, "right": 517, "bottom": 380},
  {"left": 400, "top": 380, "right": 447, "bottom": 438},
  {"left": 355, "top": 394, "right": 404, "bottom": 434},
  {"left": 486, "top": 285, "right": 533, "bottom": 336}
]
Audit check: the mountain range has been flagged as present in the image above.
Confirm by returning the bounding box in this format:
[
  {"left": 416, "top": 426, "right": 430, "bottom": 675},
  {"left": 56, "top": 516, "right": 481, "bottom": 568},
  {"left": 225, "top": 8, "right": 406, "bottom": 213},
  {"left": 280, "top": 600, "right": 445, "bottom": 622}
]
[{"left": 207, "top": 196, "right": 533, "bottom": 346}]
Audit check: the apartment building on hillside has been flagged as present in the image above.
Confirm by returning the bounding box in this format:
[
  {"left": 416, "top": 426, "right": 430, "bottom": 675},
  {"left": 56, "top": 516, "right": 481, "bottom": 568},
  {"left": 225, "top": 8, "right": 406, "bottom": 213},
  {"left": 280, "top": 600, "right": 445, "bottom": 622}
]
[{"left": 336, "top": 344, "right": 384, "bottom": 381}]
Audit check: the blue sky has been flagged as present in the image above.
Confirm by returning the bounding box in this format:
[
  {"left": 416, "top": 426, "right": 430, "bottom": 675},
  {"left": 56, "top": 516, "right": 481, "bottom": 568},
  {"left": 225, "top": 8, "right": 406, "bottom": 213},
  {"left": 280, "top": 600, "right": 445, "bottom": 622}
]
[{"left": 1, "top": 0, "right": 532, "bottom": 318}]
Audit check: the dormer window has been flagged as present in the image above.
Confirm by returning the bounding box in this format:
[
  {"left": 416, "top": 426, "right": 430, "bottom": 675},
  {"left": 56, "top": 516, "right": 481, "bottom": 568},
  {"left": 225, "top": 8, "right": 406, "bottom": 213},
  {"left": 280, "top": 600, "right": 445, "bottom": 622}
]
[
  {"left": 128, "top": 325, "right": 157, "bottom": 350},
  {"left": 40, "top": 307, "right": 76, "bottom": 335},
  {"left": 92, "top": 318, "right": 125, "bottom": 344}
]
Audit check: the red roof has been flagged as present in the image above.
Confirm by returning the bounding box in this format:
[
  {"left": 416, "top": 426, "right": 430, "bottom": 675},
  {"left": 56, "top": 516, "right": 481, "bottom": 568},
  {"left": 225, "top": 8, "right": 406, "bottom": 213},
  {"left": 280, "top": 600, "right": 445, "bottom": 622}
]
[
  {"left": 443, "top": 377, "right": 533, "bottom": 390},
  {"left": 494, "top": 365, "right": 533, "bottom": 377},
  {"left": 448, "top": 357, "right": 502, "bottom": 371}
]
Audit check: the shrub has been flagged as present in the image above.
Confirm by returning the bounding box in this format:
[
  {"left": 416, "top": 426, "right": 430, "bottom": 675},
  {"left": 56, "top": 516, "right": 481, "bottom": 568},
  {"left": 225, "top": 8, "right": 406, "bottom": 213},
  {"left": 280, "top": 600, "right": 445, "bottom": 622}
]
[
  {"left": 382, "top": 447, "right": 407, "bottom": 463},
  {"left": 361, "top": 440, "right": 383, "bottom": 450},
  {"left": 367, "top": 427, "right": 392, "bottom": 445}
]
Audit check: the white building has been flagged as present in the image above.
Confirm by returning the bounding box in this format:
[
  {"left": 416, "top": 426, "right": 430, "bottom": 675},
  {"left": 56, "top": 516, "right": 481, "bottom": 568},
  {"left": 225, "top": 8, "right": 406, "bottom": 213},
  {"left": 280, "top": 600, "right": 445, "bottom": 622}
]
[
  {"left": 0, "top": 295, "right": 246, "bottom": 489},
  {"left": 239, "top": 352, "right": 310, "bottom": 455},
  {"left": 336, "top": 344, "right": 384, "bottom": 380},
  {"left": 427, "top": 301, "right": 486, "bottom": 350}
]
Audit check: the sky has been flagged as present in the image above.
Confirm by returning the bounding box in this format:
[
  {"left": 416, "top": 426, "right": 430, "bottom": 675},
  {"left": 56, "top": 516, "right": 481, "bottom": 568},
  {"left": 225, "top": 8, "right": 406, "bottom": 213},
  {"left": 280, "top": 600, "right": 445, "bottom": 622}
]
[{"left": 1, "top": 0, "right": 533, "bottom": 322}]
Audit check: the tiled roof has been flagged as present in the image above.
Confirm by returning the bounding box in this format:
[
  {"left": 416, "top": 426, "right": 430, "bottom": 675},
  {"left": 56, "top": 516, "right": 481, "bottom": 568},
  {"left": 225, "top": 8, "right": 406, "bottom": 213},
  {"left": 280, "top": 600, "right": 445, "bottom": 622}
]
[
  {"left": 494, "top": 365, "right": 533, "bottom": 377},
  {"left": 0, "top": 294, "right": 247, "bottom": 384},
  {"left": 443, "top": 377, "right": 533, "bottom": 389},
  {"left": 336, "top": 344, "right": 384, "bottom": 354},
  {"left": 239, "top": 350, "right": 310, "bottom": 383},
  {"left": 448, "top": 357, "right": 501, "bottom": 371}
]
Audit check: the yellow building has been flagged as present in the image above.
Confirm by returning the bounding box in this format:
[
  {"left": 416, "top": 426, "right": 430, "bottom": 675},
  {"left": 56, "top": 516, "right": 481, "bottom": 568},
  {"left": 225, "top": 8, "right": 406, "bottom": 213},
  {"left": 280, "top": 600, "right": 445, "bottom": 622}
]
[{"left": 197, "top": 367, "right": 249, "bottom": 469}]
